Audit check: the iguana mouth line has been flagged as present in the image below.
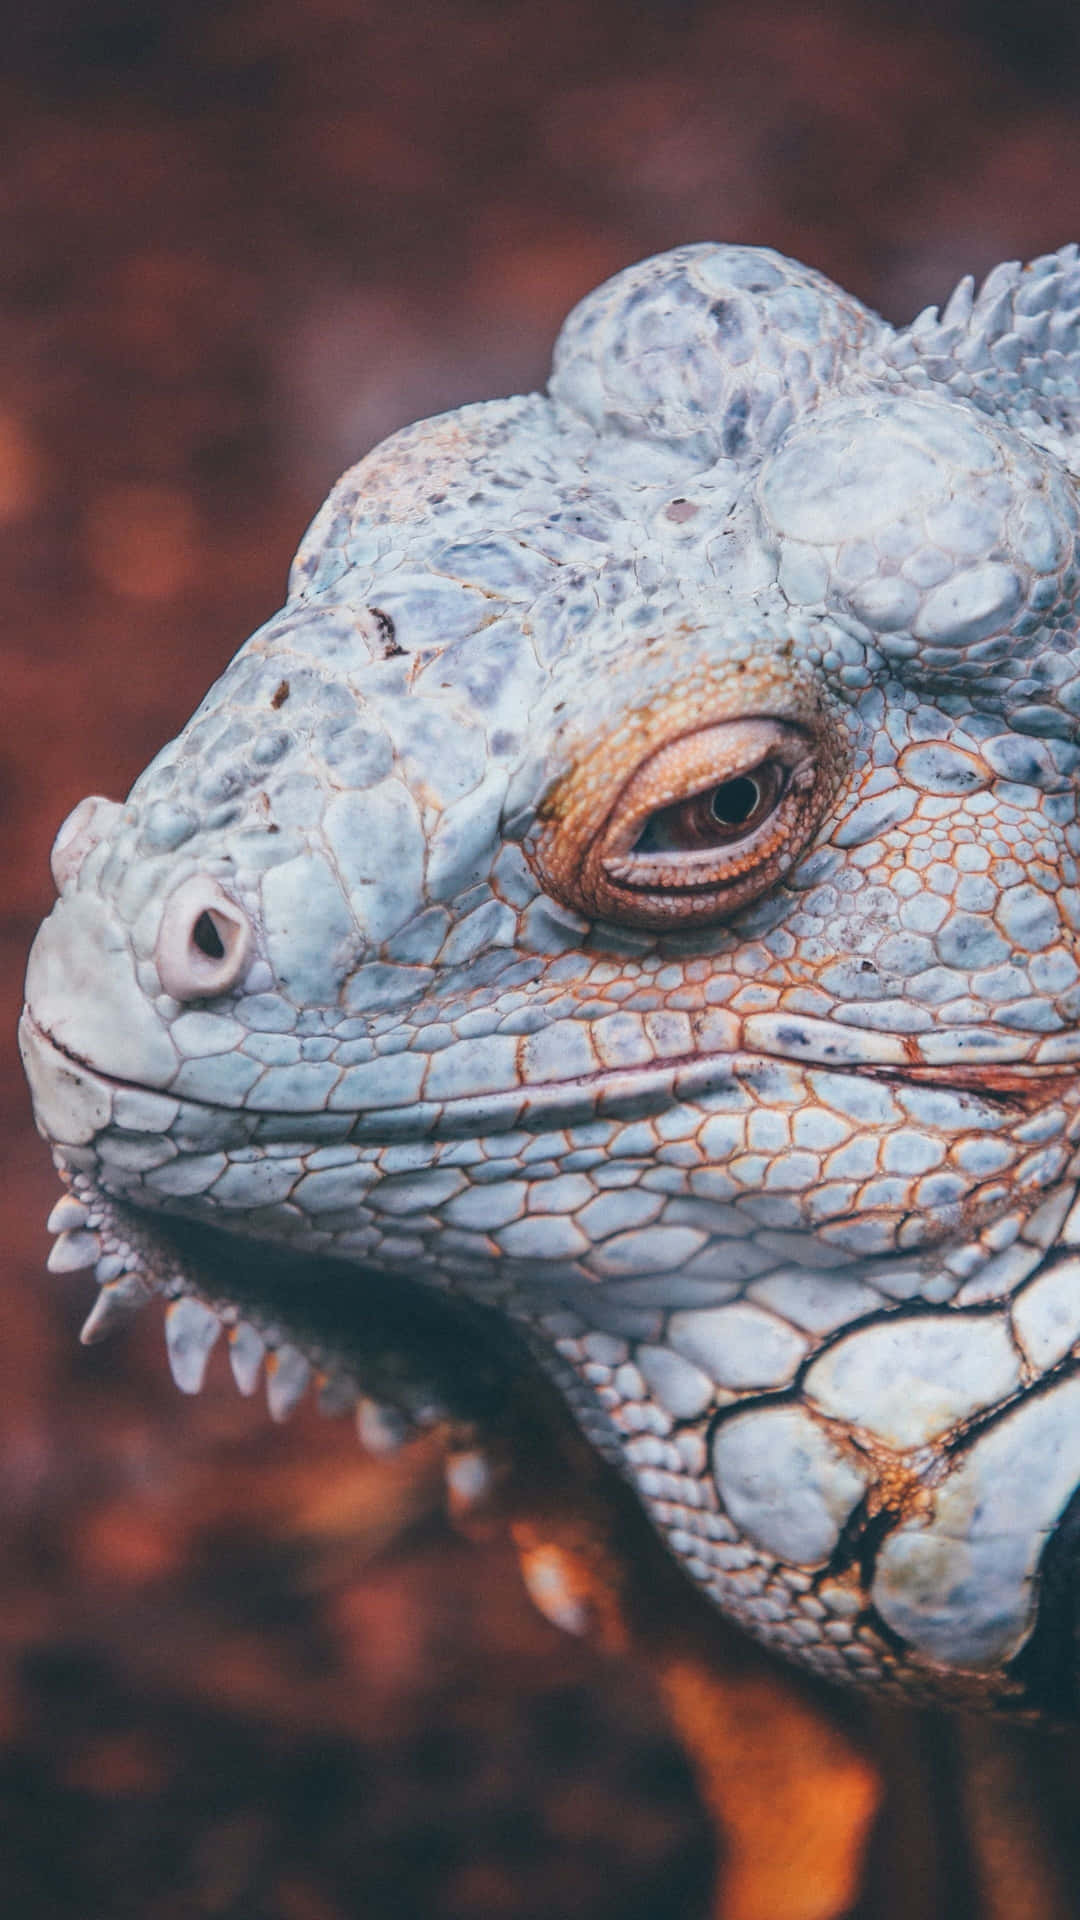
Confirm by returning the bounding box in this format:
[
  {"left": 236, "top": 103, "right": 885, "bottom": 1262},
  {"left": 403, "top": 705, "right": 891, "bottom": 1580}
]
[
  {"left": 26, "top": 1007, "right": 1066, "bottom": 1137},
  {"left": 864, "top": 1061, "right": 1077, "bottom": 1112}
]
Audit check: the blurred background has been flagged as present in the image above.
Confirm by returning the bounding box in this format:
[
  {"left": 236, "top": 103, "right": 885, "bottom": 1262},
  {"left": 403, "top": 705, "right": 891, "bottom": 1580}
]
[{"left": 4, "top": 2, "right": 1080, "bottom": 1914}]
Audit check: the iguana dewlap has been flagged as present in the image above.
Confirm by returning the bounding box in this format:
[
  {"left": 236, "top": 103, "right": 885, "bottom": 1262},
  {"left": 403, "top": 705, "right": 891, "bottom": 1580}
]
[{"left": 21, "top": 241, "right": 1080, "bottom": 1710}]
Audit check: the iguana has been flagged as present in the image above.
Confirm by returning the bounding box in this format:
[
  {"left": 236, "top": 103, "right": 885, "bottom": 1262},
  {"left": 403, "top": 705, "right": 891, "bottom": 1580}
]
[{"left": 20, "top": 241, "right": 1080, "bottom": 1716}]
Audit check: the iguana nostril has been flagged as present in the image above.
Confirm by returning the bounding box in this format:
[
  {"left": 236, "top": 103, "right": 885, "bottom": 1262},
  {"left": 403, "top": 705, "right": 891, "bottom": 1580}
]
[
  {"left": 192, "top": 912, "right": 225, "bottom": 961},
  {"left": 155, "top": 875, "right": 252, "bottom": 1001}
]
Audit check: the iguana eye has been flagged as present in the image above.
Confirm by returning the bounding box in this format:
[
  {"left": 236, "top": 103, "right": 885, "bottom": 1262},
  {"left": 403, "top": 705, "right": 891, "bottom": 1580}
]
[
  {"left": 630, "top": 762, "right": 786, "bottom": 855},
  {"left": 535, "top": 717, "right": 829, "bottom": 930}
]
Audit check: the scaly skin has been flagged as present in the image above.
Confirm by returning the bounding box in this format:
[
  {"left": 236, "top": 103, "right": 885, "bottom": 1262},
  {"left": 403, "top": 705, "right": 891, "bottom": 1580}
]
[{"left": 20, "top": 242, "right": 1080, "bottom": 1711}]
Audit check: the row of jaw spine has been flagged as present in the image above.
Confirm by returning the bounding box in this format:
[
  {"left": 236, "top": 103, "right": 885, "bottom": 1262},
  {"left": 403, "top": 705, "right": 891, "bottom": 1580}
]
[{"left": 43, "top": 1173, "right": 444, "bottom": 1436}]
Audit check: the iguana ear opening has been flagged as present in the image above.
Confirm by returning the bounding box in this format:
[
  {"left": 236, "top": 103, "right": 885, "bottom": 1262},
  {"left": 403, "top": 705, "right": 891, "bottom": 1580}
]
[{"left": 885, "top": 246, "right": 1080, "bottom": 465}]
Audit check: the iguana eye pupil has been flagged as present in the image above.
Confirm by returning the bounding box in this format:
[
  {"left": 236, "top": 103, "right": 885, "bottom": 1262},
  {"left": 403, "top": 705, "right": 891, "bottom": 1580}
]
[
  {"left": 709, "top": 774, "right": 760, "bottom": 827},
  {"left": 193, "top": 911, "right": 225, "bottom": 961}
]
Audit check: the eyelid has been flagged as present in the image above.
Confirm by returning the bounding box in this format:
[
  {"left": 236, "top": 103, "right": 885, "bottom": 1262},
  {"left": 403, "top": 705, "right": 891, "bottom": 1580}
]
[
  {"left": 530, "top": 698, "right": 843, "bottom": 932},
  {"left": 604, "top": 764, "right": 806, "bottom": 892},
  {"left": 603, "top": 719, "right": 807, "bottom": 843},
  {"left": 607, "top": 766, "right": 795, "bottom": 887}
]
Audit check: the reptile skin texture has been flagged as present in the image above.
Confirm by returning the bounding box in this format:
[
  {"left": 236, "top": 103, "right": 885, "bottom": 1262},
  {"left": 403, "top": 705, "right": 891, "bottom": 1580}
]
[{"left": 20, "top": 241, "right": 1080, "bottom": 1711}]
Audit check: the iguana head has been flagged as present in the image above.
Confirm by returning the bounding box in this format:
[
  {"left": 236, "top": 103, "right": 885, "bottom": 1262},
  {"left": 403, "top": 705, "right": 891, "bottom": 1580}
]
[{"left": 21, "top": 242, "right": 1080, "bottom": 1709}]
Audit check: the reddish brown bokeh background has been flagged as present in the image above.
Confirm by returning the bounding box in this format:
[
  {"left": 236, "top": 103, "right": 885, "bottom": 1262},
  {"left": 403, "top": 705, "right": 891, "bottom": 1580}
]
[{"left": 5, "top": 4, "right": 1080, "bottom": 1915}]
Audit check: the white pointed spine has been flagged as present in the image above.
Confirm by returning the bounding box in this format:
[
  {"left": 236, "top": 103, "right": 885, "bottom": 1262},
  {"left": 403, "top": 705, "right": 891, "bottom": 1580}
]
[
  {"left": 164, "top": 1296, "right": 223, "bottom": 1393},
  {"left": 517, "top": 1545, "right": 590, "bottom": 1638},
  {"left": 443, "top": 1448, "right": 494, "bottom": 1514},
  {"left": 909, "top": 302, "right": 940, "bottom": 338},
  {"left": 941, "top": 274, "right": 974, "bottom": 330},
  {"left": 81, "top": 1273, "right": 157, "bottom": 1345},
  {"left": 355, "top": 1396, "right": 410, "bottom": 1456},
  {"left": 887, "top": 245, "right": 1080, "bottom": 430},
  {"left": 47, "top": 1229, "right": 102, "bottom": 1274},
  {"left": 266, "top": 1344, "right": 311, "bottom": 1421},
  {"left": 227, "top": 1320, "right": 266, "bottom": 1395},
  {"left": 47, "top": 1196, "right": 89, "bottom": 1235}
]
